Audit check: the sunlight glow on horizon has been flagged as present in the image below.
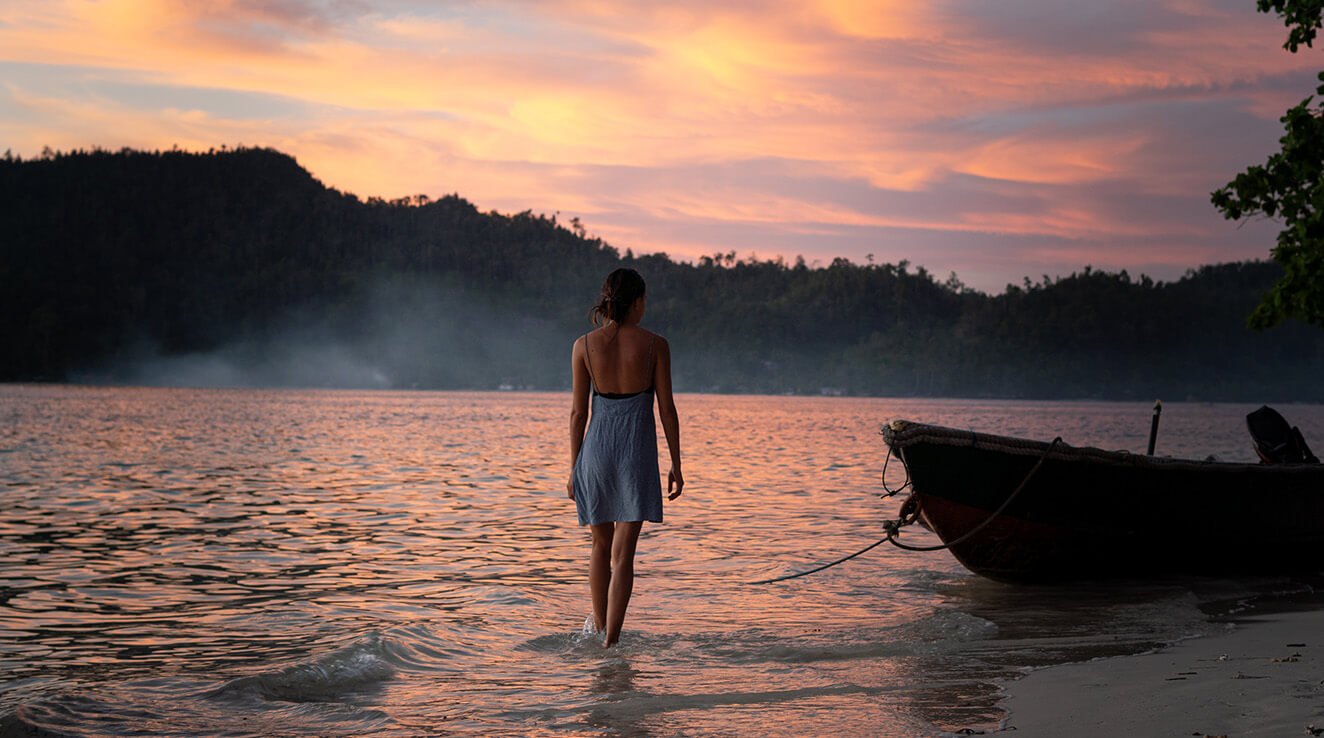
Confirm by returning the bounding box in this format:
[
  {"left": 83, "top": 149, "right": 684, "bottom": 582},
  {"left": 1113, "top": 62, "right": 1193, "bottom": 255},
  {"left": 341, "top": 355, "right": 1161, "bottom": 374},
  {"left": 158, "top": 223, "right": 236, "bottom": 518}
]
[{"left": 0, "top": 0, "right": 1318, "bottom": 290}]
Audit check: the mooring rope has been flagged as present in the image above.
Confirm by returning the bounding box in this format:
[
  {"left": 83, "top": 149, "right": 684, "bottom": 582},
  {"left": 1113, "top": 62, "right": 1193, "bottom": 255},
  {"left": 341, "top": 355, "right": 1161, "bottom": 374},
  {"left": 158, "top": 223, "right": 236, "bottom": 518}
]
[
  {"left": 748, "top": 536, "right": 893, "bottom": 585},
  {"left": 879, "top": 437, "right": 911, "bottom": 497},
  {"left": 749, "top": 436, "right": 1062, "bottom": 585}
]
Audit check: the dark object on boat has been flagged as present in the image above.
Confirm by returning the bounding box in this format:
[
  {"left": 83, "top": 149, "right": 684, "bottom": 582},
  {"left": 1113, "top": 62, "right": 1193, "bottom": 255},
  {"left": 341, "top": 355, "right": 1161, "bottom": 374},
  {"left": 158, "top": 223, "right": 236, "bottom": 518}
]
[
  {"left": 882, "top": 420, "right": 1324, "bottom": 582},
  {"left": 1146, "top": 399, "right": 1162, "bottom": 455},
  {"left": 1247, "top": 405, "right": 1320, "bottom": 464}
]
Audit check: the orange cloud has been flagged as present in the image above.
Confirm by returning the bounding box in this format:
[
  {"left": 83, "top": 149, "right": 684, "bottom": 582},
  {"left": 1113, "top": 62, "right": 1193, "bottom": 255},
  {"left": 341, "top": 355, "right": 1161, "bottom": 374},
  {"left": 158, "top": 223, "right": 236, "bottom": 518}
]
[{"left": 0, "top": 0, "right": 1316, "bottom": 289}]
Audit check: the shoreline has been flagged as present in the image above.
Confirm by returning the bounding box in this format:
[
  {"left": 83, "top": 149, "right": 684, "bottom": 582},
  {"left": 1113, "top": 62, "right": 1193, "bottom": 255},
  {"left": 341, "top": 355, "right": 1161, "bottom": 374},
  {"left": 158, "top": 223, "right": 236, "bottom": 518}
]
[
  {"left": 8, "top": 382, "right": 1324, "bottom": 407},
  {"left": 999, "top": 606, "right": 1324, "bottom": 736}
]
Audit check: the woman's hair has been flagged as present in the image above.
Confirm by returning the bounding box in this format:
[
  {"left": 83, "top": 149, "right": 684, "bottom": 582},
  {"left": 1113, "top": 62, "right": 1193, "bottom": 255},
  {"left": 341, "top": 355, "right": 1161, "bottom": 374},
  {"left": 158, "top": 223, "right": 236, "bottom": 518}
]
[{"left": 589, "top": 268, "right": 646, "bottom": 325}]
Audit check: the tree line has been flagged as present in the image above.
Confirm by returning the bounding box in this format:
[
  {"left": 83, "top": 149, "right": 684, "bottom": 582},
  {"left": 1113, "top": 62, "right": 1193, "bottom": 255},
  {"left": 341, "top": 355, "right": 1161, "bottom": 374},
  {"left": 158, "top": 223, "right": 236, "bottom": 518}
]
[{"left": 2, "top": 146, "right": 1322, "bottom": 400}]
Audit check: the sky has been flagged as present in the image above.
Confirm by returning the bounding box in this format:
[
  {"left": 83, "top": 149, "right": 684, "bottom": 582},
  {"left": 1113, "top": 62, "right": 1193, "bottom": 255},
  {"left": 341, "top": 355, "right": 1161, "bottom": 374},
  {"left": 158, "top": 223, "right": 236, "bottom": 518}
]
[{"left": 1, "top": 0, "right": 1320, "bottom": 292}]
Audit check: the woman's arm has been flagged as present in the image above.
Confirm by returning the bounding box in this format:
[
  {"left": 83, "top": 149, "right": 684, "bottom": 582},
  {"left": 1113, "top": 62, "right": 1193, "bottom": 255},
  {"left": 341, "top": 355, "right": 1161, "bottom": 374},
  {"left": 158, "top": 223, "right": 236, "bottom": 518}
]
[
  {"left": 653, "top": 336, "right": 684, "bottom": 500},
  {"left": 568, "top": 336, "right": 591, "bottom": 498}
]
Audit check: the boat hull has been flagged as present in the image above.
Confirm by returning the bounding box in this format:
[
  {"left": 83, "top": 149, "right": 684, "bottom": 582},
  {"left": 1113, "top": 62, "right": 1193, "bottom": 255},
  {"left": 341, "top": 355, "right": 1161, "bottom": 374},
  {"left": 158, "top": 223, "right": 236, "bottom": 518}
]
[{"left": 884, "top": 422, "right": 1324, "bottom": 582}]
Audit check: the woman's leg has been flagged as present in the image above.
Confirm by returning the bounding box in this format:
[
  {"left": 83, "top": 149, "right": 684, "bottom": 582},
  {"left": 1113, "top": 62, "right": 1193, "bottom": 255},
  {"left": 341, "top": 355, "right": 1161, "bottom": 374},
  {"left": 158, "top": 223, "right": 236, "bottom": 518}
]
[
  {"left": 604, "top": 521, "right": 643, "bottom": 646},
  {"left": 589, "top": 523, "right": 614, "bottom": 632}
]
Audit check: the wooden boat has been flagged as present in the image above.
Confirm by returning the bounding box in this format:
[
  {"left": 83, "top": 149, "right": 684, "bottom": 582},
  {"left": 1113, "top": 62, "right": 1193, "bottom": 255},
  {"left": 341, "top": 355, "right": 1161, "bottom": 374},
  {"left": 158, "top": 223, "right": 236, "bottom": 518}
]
[{"left": 881, "top": 420, "right": 1324, "bottom": 582}]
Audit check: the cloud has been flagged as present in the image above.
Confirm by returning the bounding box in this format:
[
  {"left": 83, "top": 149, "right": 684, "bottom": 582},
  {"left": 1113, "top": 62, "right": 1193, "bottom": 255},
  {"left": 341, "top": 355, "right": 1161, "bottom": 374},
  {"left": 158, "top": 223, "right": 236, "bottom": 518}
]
[{"left": 0, "top": 0, "right": 1315, "bottom": 291}]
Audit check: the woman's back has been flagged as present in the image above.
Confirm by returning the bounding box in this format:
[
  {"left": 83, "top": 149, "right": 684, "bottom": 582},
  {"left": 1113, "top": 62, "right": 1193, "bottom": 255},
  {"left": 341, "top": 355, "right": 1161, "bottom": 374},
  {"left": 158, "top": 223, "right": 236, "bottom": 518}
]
[{"left": 584, "top": 325, "right": 655, "bottom": 395}]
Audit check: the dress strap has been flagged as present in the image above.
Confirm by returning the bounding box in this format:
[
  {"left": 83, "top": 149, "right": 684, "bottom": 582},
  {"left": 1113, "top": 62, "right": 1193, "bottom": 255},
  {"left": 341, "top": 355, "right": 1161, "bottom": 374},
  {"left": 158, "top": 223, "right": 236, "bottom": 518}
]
[
  {"left": 583, "top": 333, "right": 600, "bottom": 394},
  {"left": 643, "top": 335, "right": 656, "bottom": 390}
]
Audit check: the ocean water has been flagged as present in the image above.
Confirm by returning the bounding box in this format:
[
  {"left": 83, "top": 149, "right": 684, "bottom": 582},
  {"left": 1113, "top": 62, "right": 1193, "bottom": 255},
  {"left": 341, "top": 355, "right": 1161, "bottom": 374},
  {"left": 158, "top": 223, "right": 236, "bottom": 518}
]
[{"left": 2, "top": 385, "right": 1322, "bottom": 736}]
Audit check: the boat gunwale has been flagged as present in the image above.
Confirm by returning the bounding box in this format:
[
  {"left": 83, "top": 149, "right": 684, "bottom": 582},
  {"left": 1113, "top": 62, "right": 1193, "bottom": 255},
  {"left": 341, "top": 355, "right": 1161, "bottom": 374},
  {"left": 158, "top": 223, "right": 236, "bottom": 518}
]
[{"left": 882, "top": 420, "right": 1323, "bottom": 475}]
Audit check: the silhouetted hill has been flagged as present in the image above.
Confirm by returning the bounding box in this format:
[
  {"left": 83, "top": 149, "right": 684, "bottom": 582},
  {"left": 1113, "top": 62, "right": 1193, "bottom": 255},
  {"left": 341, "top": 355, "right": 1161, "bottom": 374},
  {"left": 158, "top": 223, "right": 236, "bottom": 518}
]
[{"left": 2, "top": 146, "right": 1321, "bottom": 400}]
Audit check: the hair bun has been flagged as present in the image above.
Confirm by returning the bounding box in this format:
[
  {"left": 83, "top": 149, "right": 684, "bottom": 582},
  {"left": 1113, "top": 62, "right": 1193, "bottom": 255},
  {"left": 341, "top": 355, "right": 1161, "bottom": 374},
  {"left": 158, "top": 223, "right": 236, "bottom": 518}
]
[{"left": 588, "top": 268, "right": 646, "bottom": 325}]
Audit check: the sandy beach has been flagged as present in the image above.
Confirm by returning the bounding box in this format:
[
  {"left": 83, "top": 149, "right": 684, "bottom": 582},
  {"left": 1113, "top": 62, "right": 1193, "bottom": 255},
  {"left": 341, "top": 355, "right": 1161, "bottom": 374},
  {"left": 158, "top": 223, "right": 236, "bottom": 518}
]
[{"left": 1001, "top": 607, "right": 1324, "bottom": 736}]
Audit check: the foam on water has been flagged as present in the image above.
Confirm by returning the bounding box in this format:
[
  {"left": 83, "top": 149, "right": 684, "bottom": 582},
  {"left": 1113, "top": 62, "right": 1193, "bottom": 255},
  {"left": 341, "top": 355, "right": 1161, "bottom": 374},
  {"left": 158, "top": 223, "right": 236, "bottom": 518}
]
[
  {"left": 3, "top": 678, "right": 398, "bottom": 738},
  {"left": 0, "top": 633, "right": 413, "bottom": 737},
  {"left": 210, "top": 634, "right": 398, "bottom": 704},
  {"left": 520, "top": 626, "right": 620, "bottom": 656}
]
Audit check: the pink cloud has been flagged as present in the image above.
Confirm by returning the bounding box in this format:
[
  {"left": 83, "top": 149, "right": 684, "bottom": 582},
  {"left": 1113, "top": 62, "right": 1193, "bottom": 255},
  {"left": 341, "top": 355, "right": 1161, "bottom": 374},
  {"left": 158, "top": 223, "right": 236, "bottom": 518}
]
[{"left": 0, "top": 0, "right": 1316, "bottom": 290}]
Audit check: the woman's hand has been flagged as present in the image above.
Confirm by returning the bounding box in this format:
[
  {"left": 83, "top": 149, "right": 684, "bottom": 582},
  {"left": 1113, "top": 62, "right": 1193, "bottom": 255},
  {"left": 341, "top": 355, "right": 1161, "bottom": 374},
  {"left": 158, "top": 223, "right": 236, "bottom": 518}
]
[
  {"left": 567, "top": 474, "right": 575, "bottom": 500},
  {"left": 667, "top": 468, "right": 684, "bottom": 500}
]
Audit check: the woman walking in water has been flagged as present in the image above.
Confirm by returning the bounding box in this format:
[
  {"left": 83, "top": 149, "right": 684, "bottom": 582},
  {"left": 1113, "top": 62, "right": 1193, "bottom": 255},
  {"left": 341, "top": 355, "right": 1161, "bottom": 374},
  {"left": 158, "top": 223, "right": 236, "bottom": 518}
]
[{"left": 568, "top": 268, "right": 683, "bottom": 647}]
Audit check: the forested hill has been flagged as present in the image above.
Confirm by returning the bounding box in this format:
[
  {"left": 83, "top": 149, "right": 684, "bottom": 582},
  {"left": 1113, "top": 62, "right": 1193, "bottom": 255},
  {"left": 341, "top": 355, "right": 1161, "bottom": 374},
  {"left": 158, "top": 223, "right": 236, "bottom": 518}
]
[{"left": 3, "top": 146, "right": 1322, "bottom": 400}]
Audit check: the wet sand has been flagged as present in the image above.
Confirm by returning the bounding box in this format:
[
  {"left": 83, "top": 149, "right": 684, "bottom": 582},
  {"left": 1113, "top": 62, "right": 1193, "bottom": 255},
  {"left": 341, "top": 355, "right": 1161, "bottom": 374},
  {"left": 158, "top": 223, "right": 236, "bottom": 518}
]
[{"left": 1001, "top": 607, "right": 1324, "bottom": 736}]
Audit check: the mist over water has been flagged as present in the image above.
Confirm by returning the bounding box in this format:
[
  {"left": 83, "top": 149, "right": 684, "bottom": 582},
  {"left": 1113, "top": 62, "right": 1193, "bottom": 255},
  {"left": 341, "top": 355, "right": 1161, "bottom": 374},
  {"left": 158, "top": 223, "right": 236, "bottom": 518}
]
[
  {"left": 2, "top": 386, "right": 1322, "bottom": 735},
  {"left": 75, "top": 276, "right": 569, "bottom": 390}
]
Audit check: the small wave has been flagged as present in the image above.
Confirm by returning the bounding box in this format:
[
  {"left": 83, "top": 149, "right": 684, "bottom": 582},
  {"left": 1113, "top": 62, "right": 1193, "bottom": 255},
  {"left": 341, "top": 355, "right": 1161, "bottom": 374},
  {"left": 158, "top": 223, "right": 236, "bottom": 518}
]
[
  {"left": 496, "top": 682, "right": 885, "bottom": 725},
  {"left": 706, "top": 612, "right": 995, "bottom": 665},
  {"left": 4, "top": 684, "right": 395, "bottom": 737},
  {"left": 520, "top": 626, "right": 619, "bottom": 656},
  {"left": 521, "top": 607, "right": 1001, "bottom": 668},
  {"left": 734, "top": 639, "right": 913, "bottom": 664},
  {"left": 918, "top": 609, "right": 1000, "bottom": 642},
  {"left": 210, "top": 634, "right": 397, "bottom": 703}
]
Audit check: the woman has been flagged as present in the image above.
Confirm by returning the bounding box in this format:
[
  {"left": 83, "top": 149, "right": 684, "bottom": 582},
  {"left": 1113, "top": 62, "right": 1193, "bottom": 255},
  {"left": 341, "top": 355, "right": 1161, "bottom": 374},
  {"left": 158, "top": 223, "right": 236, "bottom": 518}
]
[{"left": 567, "top": 268, "right": 683, "bottom": 647}]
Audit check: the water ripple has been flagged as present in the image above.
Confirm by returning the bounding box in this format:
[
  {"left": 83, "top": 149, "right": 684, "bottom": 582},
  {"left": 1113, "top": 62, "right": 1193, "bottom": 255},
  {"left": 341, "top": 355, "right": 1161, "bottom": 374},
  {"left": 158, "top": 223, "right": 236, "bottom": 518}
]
[{"left": 1, "top": 386, "right": 1321, "bottom": 735}]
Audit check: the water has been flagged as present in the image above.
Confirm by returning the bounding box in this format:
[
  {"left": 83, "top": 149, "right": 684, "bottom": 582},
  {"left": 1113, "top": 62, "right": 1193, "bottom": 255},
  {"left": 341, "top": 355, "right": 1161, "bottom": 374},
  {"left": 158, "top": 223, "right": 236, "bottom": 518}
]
[{"left": 2, "top": 386, "right": 1322, "bottom": 736}]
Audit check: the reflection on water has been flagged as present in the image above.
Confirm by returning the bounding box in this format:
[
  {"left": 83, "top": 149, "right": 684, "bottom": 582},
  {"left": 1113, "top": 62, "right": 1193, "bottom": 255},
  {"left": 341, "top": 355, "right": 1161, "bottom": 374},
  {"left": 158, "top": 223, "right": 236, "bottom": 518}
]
[{"left": 1, "top": 385, "right": 1321, "bottom": 735}]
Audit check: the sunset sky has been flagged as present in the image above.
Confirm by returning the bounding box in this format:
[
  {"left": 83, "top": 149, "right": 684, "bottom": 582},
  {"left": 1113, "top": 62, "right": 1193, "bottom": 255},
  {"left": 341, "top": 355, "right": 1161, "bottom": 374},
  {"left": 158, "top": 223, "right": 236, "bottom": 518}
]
[{"left": 2, "top": 0, "right": 1320, "bottom": 292}]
